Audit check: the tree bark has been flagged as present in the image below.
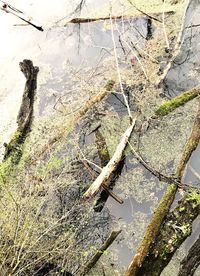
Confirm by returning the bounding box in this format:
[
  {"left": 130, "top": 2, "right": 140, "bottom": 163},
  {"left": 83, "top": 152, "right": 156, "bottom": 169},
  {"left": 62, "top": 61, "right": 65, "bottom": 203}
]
[
  {"left": 178, "top": 233, "right": 200, "bottom": 276},
  {"left": 3, "top": 60, "right": 39, "bottom": 164},
  {"left": 136, "top": 190, "right": 200, "bottom": 276}
]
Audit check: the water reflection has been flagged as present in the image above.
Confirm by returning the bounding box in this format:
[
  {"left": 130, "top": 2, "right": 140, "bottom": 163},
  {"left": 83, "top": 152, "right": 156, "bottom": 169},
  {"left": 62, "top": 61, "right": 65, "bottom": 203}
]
[{"left": 0, "top": 3, "right": 147, "bottom": 158}]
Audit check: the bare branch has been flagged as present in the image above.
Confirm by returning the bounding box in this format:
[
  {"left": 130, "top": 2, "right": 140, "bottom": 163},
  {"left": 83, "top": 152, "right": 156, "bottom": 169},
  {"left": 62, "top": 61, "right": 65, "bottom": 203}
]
[{"left": 83, "top": 118, "right": 136, "bottom": 199}]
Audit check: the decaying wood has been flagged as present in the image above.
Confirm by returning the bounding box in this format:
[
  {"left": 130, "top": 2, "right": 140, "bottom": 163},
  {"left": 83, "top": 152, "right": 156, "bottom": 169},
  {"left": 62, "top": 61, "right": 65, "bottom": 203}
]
[
  {"left": 81, "top": 158, "right": 123, "bottom": 204},
  {"left": 65, "top": 10, "right": 178, "bottom": 25},
  {"left": 3, "top": 60, "right": 39, "bottom": 163},
  {"left": 125, "top": 101, "right": 200, "bottom": 276},
  {"left": 76, "top": 80, "right": 115, "bottom": 120},
  {"left": 135, "top": 189, "right": 200, "bottom": 276},
  {"left": 77, "top": 230, "right": 121, "bottom": 276},
  {"left": 67, "top": 15, "right": 129, "bottom": 24},
  {"left": 83, "top": 118, "right": 136, "bottom": 199},
  {"left": 66, "top": 13, "right": 163, "bottom": 24},
  {"left": 178, "top": 232, "right": 200, "bottom": 276},
  {"left": 94, "top": 129, "right": 124, "bottom": 211},
  {"left": 0, "top": 1, "right": 43, "bottom": 31}
]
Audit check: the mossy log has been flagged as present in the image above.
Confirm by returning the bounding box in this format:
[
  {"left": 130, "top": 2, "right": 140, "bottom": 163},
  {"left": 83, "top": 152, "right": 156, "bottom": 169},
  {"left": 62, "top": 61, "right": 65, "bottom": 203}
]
[
  {"left": 135, "top": 190, "right": 200, "bottom": 276},
  {"left": 78, "top": 230, "right": 121, "bottom": 276},
  {"left": 3, "top": 60, "right": 39, "bottom": 165},
  {"left": 155, "top": 86, "right": 200, "bottom": 116},
  {"left": 178, "top": 231, "right": 200, "bottom": 276},
  {"left": 176, "top": 103, "right": 200, "bottom": 178},
  {"left": 125, "top": 101, "right": 200, "bottom": 276}
]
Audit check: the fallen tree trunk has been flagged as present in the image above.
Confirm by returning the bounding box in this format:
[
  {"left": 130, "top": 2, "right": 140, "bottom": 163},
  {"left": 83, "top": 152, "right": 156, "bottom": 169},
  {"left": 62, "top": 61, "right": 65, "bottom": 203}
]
[
  {"left": 125, "top": 100, "right": 200, "bottom": 276},
  {"left": 83, "top": 118, "right": 136, "bottom": 199},
  {"left": 135, "top": 190, "right": 200, "bottom": 276},
  {"left": 77, "top": 230, "right": 121, "bottom": 276},
  {"left": 3, "top": 60, "right": 39, "bottom": 165}
]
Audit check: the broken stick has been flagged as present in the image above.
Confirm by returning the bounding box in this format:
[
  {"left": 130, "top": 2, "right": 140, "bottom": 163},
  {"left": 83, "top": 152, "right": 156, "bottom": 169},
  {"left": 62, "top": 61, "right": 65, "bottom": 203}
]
[
  {"left": 83, "top": 118, "right": 136, "bottom": 199},
  {"left": 77, "top": 230, "right": 121, "bottom": 276}
]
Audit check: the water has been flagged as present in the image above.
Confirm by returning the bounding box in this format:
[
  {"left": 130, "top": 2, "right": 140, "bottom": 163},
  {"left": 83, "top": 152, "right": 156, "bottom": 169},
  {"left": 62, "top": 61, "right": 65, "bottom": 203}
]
[
  {"left": 0, "top": 0, "right": 147, "bottom": 158},
  {"left": 1, "top": 0, "right": 200, "bottom": 274}
]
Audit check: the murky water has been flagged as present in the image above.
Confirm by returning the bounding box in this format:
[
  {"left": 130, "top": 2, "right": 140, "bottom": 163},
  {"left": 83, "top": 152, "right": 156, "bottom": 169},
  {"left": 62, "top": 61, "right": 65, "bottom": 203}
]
[
  {"left": 165, "top": 0, "right": 200, "bottom": 188},
  {"left": 1, "top": 0, "right": 200, "bottom": 274},
  {"left": 0, "top": 0, "right": 146, "bottom": 159}
]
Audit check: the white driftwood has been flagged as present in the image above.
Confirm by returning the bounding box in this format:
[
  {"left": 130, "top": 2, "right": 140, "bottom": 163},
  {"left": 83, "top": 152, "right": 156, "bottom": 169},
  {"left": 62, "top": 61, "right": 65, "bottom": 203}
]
[{"left": 83, "top": 118, "right": 136, "bottom": 199}]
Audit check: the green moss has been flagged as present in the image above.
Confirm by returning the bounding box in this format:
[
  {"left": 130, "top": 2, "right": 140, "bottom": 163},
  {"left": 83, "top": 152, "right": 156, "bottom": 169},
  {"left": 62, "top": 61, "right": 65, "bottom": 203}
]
[
  {"left": 186, "top": 191, "right": 200, "bottom": 204},
  {"left": 100, "top": 148, "right": 109, "bottom": 157},
  {"left": 179, "top": 224, "right": 191, "bottom": 236},
  {"left": 179, "top": 206, "right": 185, "bottom": 212},
  {"left": 47, "top": 156, "right": 63, "bottom": 170},
  {"left": 155, "top": 87, "right": 200, "bottom": 116},
  {"left": 134, "top": 183, "right": 177, "bottom": 266}
]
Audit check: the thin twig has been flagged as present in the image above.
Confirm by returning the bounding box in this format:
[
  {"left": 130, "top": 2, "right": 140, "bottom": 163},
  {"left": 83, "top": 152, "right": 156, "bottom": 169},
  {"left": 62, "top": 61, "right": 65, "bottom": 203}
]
[{"left": 162, "top": 0, "right": 170, "bottom": 49}]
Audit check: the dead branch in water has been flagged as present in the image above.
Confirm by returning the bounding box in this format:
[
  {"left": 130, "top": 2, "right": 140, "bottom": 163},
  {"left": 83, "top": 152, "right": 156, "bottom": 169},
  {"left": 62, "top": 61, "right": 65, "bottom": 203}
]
[
  {"left": 80, "top": 158, "right": 123, "bottom": 205},
  {"left": 76, "top": 80, "right": 115, "bottom": 120},
  {"left": 125, "top": 101, "right": 200, "bottom": 276},
  {"left": 94, "top": 128, "right": 124, "bottom": 211},
  {"left": 83, "top": 118, "right": 136, "bottom": 199},
  {"left": 77, "top": 230, "right": 121, "bottom": 276},
  {"left": 67, "top": 15, "right": 127, "bottom": 24},
  {"left": 66, "top": 14, "right": 162, "bottom": 24}
]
